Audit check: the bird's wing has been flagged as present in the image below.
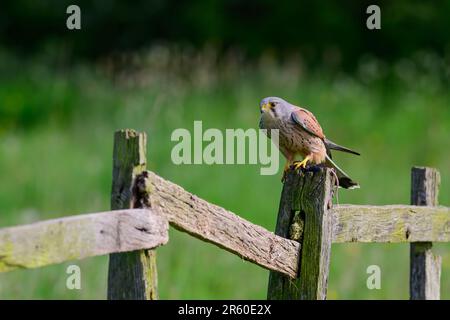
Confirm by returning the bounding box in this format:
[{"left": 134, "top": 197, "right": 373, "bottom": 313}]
[{"left": 290, "top": 107, "right": 325, "bottom": 139}]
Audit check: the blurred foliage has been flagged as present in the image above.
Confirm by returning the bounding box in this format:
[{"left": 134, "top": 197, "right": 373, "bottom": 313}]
[
  {"left": 0, "top": 46, "right": 449, "bottom": 299},
  {"left": 1, "top": 0, "right": 450, "bottom": 69},
  {"left": 1, "top": 45, "right": 449, "bottom": 130},
  {"left": 0, "top": 1, "right": 449, "bottom": 299}
]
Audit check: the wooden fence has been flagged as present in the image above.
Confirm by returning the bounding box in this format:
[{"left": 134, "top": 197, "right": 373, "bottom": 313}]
[{"left": 0, "top": 129, "right": 449, "bottom": 300}]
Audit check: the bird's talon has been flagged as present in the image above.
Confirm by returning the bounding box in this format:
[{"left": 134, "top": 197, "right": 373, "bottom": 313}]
[{"left": 292, "top": 159, "right": 309, "bottom": 171}]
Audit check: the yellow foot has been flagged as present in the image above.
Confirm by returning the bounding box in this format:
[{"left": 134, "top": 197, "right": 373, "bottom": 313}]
[{"left": 293, "top": 158, "right": 309, "bottom": 170}]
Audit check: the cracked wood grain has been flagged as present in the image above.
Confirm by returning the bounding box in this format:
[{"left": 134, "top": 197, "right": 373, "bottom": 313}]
[
  {"left": 297, "top": 168, "right": 335, "bottom": 300},
  {"left": 332, "top": 204, "right": 450, "bottom": 243},
  {"left": 0, "top": 209, "right": 168, "bottom": 273},
  {"left": 267, "top": 167, "right": 335, "bottom": 300},
  {"left": 107, "top": 129, "right": 160, "bottom": 300},
  {"left": 134, "top": 170, "right": 301, "bottom": 279},
  {"left": 134, "top": 169, "right": 449, "bottom": 282},
  {"left": 410, "top": 167, "right": 441, "bottom": 300}
]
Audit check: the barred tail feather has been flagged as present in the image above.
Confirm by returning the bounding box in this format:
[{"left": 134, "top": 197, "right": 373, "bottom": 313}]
[{"left": 325, "top": 138, "right": 360, "bottom": 156}]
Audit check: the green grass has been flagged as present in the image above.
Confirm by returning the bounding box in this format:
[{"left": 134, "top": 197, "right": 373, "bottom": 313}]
[{"left": 0, "top": 48, "right": 449, "bottom": 299}]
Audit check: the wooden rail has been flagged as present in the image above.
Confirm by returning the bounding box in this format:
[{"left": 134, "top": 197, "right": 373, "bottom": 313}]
[
  {"left": 0, "top": 128, "right": 448, "bottom": 300},
  {"left": 332, "top": 204, "right": 450, "bottom": 243},
  {"left": 133, "top": 170, "right": 301, "bottom": 279},
  {"left": 0, "top": 209, "right": 168, "bottom": 272},
  {"left": 1, "top": 191, "right": 447, "bottom": 276}
]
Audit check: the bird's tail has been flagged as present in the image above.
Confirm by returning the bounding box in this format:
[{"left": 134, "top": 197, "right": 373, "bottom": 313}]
[
  {"left": 325, "top": 154, "right": 360, "bottom": 189},
  {"left": 325, "top": 138, "right": 360, "bottom": 156}
]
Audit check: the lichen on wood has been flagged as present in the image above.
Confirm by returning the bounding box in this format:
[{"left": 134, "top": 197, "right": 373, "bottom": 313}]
[
  {"left": 107, "top": 129, "right": 160, "bottom": 300},
  {"left": 410, "top": 166, "right": 441, "bottom": 300},
  {"left": 0, "top": 209, "right": 168, "bottom": 273},
  {"left": 135, "top": 170, "right": 301, "bottom": 279},
  {"left": 267, "top": 167, "right": 335, "bottom": 300}
]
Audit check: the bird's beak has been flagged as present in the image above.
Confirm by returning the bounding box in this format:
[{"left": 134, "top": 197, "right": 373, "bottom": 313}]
[{"left": 261, "top": 103, "right": 270, "bottom": 113}]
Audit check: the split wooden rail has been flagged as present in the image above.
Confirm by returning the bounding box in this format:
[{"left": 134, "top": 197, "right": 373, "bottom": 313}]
[{"left": 0, "top": 129, "right": 449, "bottom": 300}]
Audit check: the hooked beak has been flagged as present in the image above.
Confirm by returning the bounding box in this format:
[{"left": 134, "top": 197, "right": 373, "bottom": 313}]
[{"left": 260, "top": 103, "right": 270, "bottom": 113}]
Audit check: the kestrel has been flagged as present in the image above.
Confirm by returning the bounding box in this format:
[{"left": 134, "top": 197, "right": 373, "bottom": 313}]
[{"left": 259, "top": 97, "right": 360, "bottom": 189}]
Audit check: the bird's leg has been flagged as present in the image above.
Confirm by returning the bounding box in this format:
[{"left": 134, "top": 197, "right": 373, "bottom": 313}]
[{"left": 293, "top": 155, "right": 312, "bottom": 171}]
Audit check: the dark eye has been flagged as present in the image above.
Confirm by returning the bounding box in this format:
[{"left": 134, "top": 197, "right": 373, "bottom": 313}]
[{"left": 270, "top": 102, "right": 276, "bottom": 108}]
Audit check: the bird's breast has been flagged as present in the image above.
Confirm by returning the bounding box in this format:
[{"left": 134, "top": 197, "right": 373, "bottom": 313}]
[
  {"left": 259, "top": 113, "right": 278, "bottom": 130},
  {"left": 259, "top": 113, "right": 326, "bottom": 162},
  {"left": 260, "top": 115, "right": 297, "bottom": 148}
]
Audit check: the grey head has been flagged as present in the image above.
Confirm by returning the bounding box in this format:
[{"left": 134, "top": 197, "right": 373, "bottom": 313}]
[{"left": 259, "top": 96, "right": 295, "bottom": 119}]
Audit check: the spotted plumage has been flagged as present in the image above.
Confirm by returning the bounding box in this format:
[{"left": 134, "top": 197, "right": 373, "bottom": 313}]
[{"left": 259, "top": 96, "right": 360, "bottom": 189}]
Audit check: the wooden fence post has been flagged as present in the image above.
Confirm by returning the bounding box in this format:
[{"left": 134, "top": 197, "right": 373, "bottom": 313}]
[
  {"left": 107, "top": 129, "right": 159, "bottom": 300},
  {"left": 267, "top": 167, "right": 335, "bottom": 300},
  {"left": 410, "top": 166, "right": 441, "bottom": 300}
]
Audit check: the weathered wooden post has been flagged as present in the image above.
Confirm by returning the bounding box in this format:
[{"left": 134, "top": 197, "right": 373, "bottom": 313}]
[
  {"left": 107, "top": 129, "right": 159, "bottom": 300},
  {"left": 410, "top": 166, "right": 441, "bottom": 300},
  {"left": 267, "top": 167, "right": 335, "bottom": 299}
]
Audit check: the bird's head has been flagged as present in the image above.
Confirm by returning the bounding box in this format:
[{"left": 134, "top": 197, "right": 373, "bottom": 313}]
[{"left": 260, "top": 96, "right": 290, "bottom": 118}]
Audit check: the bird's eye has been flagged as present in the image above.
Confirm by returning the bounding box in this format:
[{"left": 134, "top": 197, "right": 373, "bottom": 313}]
[{"left": 270, "top": 102, "right": 276, "bottom": 108}]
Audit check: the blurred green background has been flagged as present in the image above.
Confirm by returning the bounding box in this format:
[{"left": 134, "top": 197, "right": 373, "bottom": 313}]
[{"left": 0, "top": 1, "right": 449, "bottom": 299}]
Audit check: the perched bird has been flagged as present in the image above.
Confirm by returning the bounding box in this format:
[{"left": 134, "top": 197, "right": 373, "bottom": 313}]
[{"left": 259, "top": 96, "right": 360, "bottom": 189}]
